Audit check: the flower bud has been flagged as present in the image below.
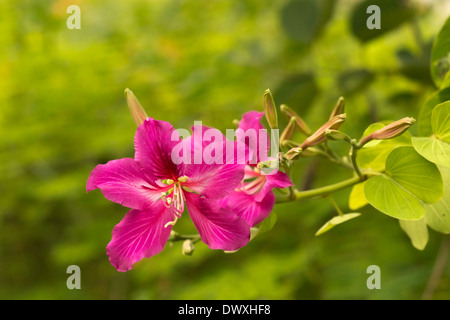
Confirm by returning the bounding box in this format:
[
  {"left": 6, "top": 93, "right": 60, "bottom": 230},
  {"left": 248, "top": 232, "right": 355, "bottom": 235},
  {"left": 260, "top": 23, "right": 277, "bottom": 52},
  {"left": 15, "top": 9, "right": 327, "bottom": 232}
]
[
  {"left": 182, "top": 239, "right": 195, "bottom": 256},
  {"left": 280, "top": 117, "right": 297, "bottom": 143},
  {"left": 280, "top": 104, "right": 311, "bottom": 136},
  {"left": 324, "top": 129, "right": 351, "bottom": 142},
  {"left": 359, "top": 117, "right": 415, "bottom": 147},
  {"left": 300, "top": 114, "right": 346, "bottom": 149},
  {"left": 125, "top": 88, "right": 148, "bottom": 126},
  {"left": 329, "top": 97, "right": 345, "bottom": 119},
  {"left": 263, "top": 89, "right": 278, "bottom": 130},
  {"left": 284, "top": 147, "right": 303, "bottom": 161}
]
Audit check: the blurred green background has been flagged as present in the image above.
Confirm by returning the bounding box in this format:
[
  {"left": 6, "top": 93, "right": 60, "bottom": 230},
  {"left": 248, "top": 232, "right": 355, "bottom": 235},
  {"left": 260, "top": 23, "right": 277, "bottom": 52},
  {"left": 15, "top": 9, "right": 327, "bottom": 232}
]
[{"left": 0, "top": 0, "right": 449, "bottom": 299}]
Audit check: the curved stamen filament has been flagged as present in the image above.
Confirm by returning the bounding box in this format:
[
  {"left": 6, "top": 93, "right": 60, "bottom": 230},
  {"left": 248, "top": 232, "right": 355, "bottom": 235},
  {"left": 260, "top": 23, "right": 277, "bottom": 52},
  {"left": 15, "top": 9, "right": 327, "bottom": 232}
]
[
  {"left": 172, "top": 182, "right": 185, "bottom": 215},
  {"left": 164, "top": 216, "right": 179, "bottom": 228},
  {"left": 241, "top": 176, "right": 266, "bottom": 195}
]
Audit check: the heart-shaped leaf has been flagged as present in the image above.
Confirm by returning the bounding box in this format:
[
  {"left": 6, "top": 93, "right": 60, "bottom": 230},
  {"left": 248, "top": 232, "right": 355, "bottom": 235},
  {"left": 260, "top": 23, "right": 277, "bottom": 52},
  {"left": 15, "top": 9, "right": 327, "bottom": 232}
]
[
  {"left": 365, "top": 146, "right": 443, "bottom": 220},
  {"left": 412, "top": 101, "right": 450, "bottom": 167}
]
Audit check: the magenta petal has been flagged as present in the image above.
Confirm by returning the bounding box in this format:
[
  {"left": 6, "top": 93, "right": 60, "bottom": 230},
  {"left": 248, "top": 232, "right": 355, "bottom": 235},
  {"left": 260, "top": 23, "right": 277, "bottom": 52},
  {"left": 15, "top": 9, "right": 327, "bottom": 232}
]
[
  {"left": 184, "top": 162, "right": 244, "bottom": 199},
  {"left": 106, "top": 202, "right": 174, "bottom": 272},
  {"left": 134, "top": 118, "right": 184, "bottom": 180},
  {"left": 255, "top": 171, "right": 293, "bottom": 202},
  {"left": 86, "top": 158, "right": 165, "bottom": 210},
  {"left": 220, "top": 191, "right": 276, "bottom": 227},
  {"left": 183, "top": 124, "right": 245, "bottom": 199},
  {"left": 185, "top": 193, "right": 250, "bottom": 251},
  {"left": 237, "top": 111, "right": 271, "bottom": 164}
]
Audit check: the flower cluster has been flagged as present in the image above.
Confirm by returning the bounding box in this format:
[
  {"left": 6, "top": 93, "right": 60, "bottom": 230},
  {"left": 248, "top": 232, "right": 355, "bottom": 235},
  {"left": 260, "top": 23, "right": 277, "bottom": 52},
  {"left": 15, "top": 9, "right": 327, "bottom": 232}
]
[{"left": 87, "top": 98, "right": 292, "bottom": 271}]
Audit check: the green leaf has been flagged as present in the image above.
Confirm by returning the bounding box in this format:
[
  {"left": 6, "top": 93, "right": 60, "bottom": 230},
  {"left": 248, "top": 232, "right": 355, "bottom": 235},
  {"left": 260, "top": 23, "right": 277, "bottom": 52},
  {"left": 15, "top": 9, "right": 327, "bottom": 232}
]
[
  {"left": 399, "top": 218, "right": 429, "bottom": 250},
  {"left": 425, "top": 165, "right": 450, "bottom": 234},
  {"left": 357, "top": 127, "right": 411, "bottom": 172},
  {"left": 412, "top": 101, "right": 450, "bottom": 167},
  {"left": 348, "top": 181, "right": 368, "bottom": 210},
  {"left": 280, "top": 0, "right": 335, "bottom": 44},
  {"left": 365, "top": 146, "right": 443, "bottom": 220},
  {"left": 258, "top": 213, "right": 278, "bottom": 234},
  {"left": 249, "top": 213, "right": 278, "bottom": 241},
  {"left": 315, "top": 213, "right": 361, "bottom": 236},
  {"left": 417, "top": 87, "right": 450, "bottom": 136},
  {"left": 349, "top": 0, "right": 416, "bottom": 43},
  {"left": 361, "top": 123, "right": 385, "bottom": 148},
  {"left": 431, "top": 17, "right": 450, "bottom": 88}
]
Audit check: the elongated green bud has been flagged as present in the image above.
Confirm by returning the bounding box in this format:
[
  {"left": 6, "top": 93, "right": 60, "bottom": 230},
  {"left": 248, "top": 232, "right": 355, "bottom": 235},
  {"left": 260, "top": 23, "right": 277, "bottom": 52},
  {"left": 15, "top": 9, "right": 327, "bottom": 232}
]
[
  {"left": 280, "top": 104, "right": 311, "bottom": 135},
  {"left": 329, "top": 97, "right": 345, "bottom": 119},
  {"left": 324, "top": 129, "right": 351, "bottom": 142},
  {"left": 359, "top": 117, "right": 415, "bottom": 147},
  {"left": 125, "top": 88, "right": 148, "bottom": 126},
  {"left": 263, "top": 89, "right": 278, "bottom": 130}
]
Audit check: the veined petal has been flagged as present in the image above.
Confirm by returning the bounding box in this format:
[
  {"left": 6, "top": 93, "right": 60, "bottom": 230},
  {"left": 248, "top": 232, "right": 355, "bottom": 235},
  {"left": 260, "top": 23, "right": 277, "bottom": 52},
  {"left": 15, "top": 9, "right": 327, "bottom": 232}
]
[
  {"left": 106, "top": 202, "right": 174, "bottom": 272},
  {"left": 255, "top": 171, "right": 293, "bottom": 202},
  {"left": 237, "top": 111, "right": 271, "bottom": 164},
  {"left": 220, "top": 190, "right": 276, "bottom": 227},
  {"left": 184, "top": 162, "right": 244, "bottom": 199},
  {"left": 183, "top": 124, "right": 245, "bottom": 199},
  {"left": 134, "top": 118, "right": 185, "bottom": 180},
  {"left": 86, "top": 158, "right": 167, "bottom": 210},
  {"left": 185, "top": 193, "right": 250, "bottom": 251}
]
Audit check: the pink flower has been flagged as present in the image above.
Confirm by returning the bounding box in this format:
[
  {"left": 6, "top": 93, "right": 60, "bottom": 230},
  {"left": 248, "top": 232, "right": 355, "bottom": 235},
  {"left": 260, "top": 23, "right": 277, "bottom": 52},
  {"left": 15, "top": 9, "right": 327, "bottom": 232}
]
[
  {"left": 87, "top": 118, "right": 250, "bottom": 271},
  {"left": 220, "top": 111, "right": 293, "bottom": 227}
]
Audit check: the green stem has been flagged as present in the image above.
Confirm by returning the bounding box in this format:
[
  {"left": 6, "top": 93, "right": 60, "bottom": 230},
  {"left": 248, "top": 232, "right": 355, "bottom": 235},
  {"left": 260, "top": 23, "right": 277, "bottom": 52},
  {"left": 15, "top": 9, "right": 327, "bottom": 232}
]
[
  {"left": 168, "top": 231, "right": 201, "bottom": 243},
  {"left": 350, "top": 142, "right": 363, "bottom": 180},
  {"left": 328, "top": 196, "right": 344, "bottom": 216},
  {"left": 276, "top": 175, "right": 366, "bottom": 204}
]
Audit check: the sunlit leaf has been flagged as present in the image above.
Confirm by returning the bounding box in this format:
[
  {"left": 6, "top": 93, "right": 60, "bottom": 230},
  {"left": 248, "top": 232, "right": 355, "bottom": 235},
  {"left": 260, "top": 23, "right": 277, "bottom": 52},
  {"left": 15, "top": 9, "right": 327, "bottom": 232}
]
[
  {"left": 365, "top": 146, "right": 443, "bottom": 220},
  {"left": 399, "top": 218, "right": 428, "bottom": 250},
  {"left": 348, "top": 181, "right": 368, "bottom": 211},
  {"left": 315, "top": 213, "right": 361, "bottom": 236},
  {"left": 412, "top": 101, "right": 450, "bottom": 167},
  {"left": 425, "top": 165, "right": 450, "bottom": 234},
  {"left": 417, "top": 87, "right": 450, "bottom": 136},
  {"left": 357, "top": 129, "right": 411, "bottom": 172}
]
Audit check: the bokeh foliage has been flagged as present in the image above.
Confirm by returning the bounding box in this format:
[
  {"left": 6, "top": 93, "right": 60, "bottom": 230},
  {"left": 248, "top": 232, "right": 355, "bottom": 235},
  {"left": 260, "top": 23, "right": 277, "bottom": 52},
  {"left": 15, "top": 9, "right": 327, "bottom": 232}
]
[{"left": 0, "top": 0, "right": 449, "bottom": 299}]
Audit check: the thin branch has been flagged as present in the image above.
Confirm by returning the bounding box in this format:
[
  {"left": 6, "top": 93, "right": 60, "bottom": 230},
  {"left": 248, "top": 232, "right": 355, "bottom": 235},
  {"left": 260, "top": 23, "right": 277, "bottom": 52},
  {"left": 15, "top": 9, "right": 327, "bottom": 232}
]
[{"left": 421, "top": 235, "right": 450, "bottom": 300}]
